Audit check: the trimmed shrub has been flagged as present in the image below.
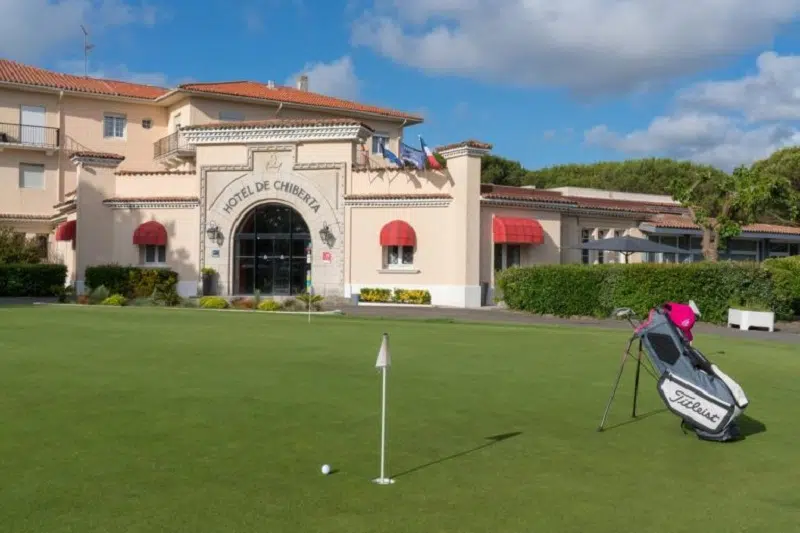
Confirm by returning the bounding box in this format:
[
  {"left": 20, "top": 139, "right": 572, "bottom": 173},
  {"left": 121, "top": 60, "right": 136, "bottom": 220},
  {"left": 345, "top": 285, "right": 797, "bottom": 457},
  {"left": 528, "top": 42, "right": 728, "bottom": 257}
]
[
  {"left": 199, "top": 296, "right": 228, "bottom": 309},
  {"left": 0, "top": 264, "right": 67, "bottom": 297},
  {"left": 763, "top": 256, "right": 800, "bottom": 318},
  {"left": 360, "top": 288, "right": 392, "bottom": 302},
  {"left": 88, "top": 285, "right": 110, "bottom": 305},
  {"left": 101, "top": 294, "right": 127, "bottom": 306},
  {"left": 257, "top": 299, "right": 281, "bottom": 311},
  {"left": 85, "top": 265, "right": 178, "bottom": 299},
  {"left": 392, "top": 288, "right": 432, "bottom": 304},
  {"left": 496, "top": 261, "right": 794, "bottom": 324}
]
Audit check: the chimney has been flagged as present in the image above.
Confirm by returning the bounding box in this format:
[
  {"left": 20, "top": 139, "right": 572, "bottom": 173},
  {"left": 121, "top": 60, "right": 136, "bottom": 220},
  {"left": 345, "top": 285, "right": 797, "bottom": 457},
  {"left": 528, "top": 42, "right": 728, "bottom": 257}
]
[
  {"left": 267, "top": 80, "right": 275, "bottom": 89},
  {"left": 297, "top": 74, "right": 308, "bottom": 91}
]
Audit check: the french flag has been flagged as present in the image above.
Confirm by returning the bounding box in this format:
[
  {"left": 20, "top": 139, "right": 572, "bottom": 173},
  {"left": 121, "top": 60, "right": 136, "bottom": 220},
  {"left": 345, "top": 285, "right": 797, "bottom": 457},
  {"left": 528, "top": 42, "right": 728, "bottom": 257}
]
[{"left": 419, "top": 136, "right": 442, "bottom": 170}]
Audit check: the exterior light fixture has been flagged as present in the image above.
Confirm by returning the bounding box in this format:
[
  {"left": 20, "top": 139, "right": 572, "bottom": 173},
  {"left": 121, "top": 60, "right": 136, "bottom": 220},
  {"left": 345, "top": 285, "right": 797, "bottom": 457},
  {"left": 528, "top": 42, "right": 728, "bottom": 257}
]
[
  {"left": 206, "top": 221, "right": 219, "bottom": 242},
  {"left": 319, "top": 222, "right": 335, "bottom": 247}
]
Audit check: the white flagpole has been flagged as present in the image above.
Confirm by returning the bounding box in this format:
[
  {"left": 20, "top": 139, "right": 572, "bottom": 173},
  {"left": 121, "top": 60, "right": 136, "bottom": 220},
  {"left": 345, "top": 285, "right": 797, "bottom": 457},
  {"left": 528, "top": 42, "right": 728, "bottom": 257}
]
[
  {"left": 373, "top": 333, "right": 394, "bottom": 485},
  {"left": 306, "top": 246, "right": 312, "bottom": 324}
]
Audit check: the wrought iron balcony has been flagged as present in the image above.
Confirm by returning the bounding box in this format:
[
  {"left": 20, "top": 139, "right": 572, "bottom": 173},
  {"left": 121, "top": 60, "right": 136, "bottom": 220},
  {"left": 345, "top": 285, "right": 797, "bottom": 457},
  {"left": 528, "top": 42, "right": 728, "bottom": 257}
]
[
  {"left": 0, "top": 122, "right": 60, "bottom": 150},
  {"left": 153, "top": 130, "right": 195, "bottom": 160}
]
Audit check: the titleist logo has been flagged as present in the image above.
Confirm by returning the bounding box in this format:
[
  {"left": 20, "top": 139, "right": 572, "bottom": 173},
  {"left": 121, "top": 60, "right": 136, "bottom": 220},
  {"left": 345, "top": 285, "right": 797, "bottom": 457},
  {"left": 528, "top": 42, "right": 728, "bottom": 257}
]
[{"left": 668, "top": 390, "right": 720, "bottom": 423}]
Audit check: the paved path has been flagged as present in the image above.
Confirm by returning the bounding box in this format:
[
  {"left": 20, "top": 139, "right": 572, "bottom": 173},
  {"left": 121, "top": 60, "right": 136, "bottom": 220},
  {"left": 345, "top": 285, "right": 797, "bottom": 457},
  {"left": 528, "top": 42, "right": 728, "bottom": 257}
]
[{"left": 340, "top": 304, "right": 800, "bottom": 344}]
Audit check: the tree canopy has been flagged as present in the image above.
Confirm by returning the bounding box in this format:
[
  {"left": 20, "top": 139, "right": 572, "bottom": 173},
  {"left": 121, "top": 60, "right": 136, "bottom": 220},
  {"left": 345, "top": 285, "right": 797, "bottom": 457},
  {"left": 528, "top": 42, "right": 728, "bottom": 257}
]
[{"left": 480, "top": 155, "right": 728, "bottom": 195}]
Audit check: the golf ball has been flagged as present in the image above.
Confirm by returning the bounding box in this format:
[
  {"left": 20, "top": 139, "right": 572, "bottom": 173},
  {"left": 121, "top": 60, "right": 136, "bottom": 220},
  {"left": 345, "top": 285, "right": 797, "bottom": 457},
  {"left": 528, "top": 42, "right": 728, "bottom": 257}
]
[{"left": 321, "top": 464, "right": 331, "bottom": 475}]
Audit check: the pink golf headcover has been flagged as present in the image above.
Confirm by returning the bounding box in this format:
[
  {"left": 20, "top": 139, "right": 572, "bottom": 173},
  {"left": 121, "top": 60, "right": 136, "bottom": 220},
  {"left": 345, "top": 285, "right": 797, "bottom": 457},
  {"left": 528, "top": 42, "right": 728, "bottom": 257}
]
[{"left": 665, "top": 302, "right": 696, "bottom": 341}]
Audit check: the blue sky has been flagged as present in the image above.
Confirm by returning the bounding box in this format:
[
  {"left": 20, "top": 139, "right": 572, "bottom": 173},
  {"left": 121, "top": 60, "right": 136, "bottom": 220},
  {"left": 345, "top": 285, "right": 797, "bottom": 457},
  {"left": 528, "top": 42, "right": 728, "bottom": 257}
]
[{"left": 3, "top": 0, "right": 800, "bottom": 172}]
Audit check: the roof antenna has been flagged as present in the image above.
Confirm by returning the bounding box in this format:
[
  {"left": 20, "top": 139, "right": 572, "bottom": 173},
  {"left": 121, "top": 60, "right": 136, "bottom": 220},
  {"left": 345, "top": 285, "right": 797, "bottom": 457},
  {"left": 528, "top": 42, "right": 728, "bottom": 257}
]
[{"left": 81, "top": 25, "right": 94, "bottom": 77}]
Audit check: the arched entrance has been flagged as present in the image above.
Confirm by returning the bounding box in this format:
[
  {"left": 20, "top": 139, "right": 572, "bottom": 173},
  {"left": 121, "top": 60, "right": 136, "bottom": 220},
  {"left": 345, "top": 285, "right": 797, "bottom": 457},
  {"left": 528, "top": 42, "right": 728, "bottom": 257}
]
[{"left": 233, "top": 203, "right": 311, "bottom": 295}]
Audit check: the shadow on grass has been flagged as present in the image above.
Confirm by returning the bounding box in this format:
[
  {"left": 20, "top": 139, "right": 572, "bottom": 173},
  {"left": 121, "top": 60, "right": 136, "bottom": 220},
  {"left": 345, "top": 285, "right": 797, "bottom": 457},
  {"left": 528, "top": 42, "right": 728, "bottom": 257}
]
[
  {"left": 393, "top": 432, "right": 522, "bottom": 478},
  {"left": 599, "top": 408, "right": 668, "bottom": 432},
  {"left": 737, "top": 414, "right": 767, "bottom": 438}
]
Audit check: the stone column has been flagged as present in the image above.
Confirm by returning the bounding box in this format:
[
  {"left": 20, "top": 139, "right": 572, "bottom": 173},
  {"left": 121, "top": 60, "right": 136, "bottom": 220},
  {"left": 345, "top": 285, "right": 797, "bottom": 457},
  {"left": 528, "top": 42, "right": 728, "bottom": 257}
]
[
  {"left": 438, "top": 140, "right": 492, "bottom": 307},
  {"left": 70, "top": 152, "right": 124, "bottom": 294}
]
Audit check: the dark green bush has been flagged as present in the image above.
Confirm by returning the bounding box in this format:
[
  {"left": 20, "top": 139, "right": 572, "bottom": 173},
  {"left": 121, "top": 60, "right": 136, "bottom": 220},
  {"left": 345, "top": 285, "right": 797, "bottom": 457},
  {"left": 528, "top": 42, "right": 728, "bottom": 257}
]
[
  {"left": 496, "top": 260, "right": 796, "bottom": 324},
  {"left": 0, "top": 264, "right": 67, "bottom": 297},
  {"left": 763, "top": 256, "right": 800, "bottom": 319},
  {"left": 85, "top": 265, "right": 178, "bottom": 299}
]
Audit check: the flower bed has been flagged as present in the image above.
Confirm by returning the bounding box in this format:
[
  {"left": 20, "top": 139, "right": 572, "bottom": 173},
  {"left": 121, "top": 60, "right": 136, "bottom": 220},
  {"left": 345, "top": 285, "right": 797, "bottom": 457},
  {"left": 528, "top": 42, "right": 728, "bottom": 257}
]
[{"left": 359, "top": 287, "right": 432, "bottom": 305}]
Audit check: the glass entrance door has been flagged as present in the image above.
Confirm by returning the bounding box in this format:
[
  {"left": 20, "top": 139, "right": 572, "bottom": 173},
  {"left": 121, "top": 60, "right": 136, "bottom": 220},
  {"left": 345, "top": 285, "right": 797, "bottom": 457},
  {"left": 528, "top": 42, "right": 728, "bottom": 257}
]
[{"left": 233, "top": 204, "right": 310, "bottom": 295}]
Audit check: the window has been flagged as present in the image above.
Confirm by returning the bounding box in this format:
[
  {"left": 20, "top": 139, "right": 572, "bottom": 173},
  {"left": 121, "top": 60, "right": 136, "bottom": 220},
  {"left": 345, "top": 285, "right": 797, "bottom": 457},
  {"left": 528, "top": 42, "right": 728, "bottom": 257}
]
[
  {"left": 173, "top": 112, "right": 182, "bottom": 132},
  {"left": 219, "top": 110, "right": 245, "bottom": 121},
  {"left": 35, "top": 234, "right": 48, "bottom": 259},
  {"left": 385, "top": 245, "right": 414, "bottom": 269},
  {"left": 372, "top": 132, "right": 390, "bottom": 154},
  {"left": 103, "top": 113, "right": 126, "bottom": 138},
  {"left": 141, "top": 118, "right": 152, "bottom": 129},
  {"left": 494, "top": 243, "right": 521, "bottom": 270},
  {"left": 581, "top": 229, "right": 591, "bottom": 264},
  {"left": 141, "top": 245, "right": 166, "bottom": 265},
  {"left": 596, "top": 230, "right": 607, "bottom": 264},
  {"left": 19, "top": 163, "right": 44, "bottom": 189}
]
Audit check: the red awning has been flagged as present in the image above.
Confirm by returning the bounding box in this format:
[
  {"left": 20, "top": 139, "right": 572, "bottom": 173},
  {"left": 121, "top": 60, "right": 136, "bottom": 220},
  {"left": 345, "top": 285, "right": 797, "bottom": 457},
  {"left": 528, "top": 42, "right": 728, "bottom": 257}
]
[
  {"left": 55, "top": 220, "right": 76, "bottom": 241},
  {"left": 379, "top": 220, "right": 416, "bottom": 247},
  {"left": 133, "top": 221, "right": 168, "bottom": 246},
  {"left": 493, "top": 216, "right": 544, "bottom": 244}
]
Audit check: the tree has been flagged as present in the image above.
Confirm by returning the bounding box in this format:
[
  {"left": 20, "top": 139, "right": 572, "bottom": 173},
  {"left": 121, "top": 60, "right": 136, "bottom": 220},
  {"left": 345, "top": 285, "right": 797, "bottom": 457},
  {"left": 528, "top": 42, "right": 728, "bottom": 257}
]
[
  {"left": 668, "top": 166, "right": 799, "bottom": 261},
  {"left": 480, "top": 155, "right": 527, "bottom": 186},
  {"left": 480, "top": 155, "right": 728, "bottom": 195},
  {"left": 0, "top": 226, "right": 45, "bottom": 264}
]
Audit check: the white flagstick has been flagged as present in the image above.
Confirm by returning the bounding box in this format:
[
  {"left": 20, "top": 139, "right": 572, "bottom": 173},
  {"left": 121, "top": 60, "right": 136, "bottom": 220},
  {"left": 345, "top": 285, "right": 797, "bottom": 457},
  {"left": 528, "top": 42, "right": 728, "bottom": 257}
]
[{"left": 373, "top": 332, "right": 394, "bottom": 485}]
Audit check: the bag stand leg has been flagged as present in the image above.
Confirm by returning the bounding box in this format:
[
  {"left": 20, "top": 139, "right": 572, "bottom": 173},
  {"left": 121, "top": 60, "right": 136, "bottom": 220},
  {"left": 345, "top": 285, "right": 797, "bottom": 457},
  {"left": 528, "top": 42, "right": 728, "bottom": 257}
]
[{"left": 597, "top": 338, "right": 643, "bottom": 432}]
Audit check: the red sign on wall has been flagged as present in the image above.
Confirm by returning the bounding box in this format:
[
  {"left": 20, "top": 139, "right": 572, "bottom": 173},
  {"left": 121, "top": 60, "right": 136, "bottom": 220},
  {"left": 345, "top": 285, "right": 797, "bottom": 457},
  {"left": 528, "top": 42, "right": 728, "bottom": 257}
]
[{"left": 322, "top": 251, "right": 332, "bottom": 263}]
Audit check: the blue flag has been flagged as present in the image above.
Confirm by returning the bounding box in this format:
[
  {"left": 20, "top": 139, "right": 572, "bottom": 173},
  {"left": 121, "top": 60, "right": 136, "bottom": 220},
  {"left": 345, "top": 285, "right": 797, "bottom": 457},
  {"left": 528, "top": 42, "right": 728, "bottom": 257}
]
[
  {"left": 400, "top": 142, "right": 425, "bottom": 170},
  {"left": 380, "top": 141, "right": 402, "bottom": 166}
]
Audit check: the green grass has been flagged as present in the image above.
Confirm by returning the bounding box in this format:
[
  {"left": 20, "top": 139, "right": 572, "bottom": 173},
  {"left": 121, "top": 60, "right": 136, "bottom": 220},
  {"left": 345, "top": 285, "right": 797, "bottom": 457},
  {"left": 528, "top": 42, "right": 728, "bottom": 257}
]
[{"left": 0, "top": 306, "right": 798, "bottom": 533}]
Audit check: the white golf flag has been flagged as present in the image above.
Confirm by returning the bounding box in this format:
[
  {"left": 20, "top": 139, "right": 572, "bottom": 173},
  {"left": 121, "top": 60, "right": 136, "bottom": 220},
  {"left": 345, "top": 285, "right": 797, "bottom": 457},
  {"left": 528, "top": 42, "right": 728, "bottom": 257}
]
[{"left": 375, "top": 333, "right": 391, "bottom": 368}]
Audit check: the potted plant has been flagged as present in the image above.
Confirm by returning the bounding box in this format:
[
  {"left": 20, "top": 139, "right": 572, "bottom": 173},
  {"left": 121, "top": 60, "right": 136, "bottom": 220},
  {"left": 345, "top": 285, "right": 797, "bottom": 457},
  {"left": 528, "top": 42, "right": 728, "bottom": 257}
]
[
  {"left": 201, "top": 267, "right": 217, "bottom": 296},
  {"left": 727, "top": 296, "right": 775, "bottom": 332}
]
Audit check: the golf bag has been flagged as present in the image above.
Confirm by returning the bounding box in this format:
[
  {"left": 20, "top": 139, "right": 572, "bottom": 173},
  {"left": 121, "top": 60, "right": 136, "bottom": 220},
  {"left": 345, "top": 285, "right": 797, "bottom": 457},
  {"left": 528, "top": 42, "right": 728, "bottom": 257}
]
[{"left": 600, "top": 304, "right": 749, "bottom": 442}]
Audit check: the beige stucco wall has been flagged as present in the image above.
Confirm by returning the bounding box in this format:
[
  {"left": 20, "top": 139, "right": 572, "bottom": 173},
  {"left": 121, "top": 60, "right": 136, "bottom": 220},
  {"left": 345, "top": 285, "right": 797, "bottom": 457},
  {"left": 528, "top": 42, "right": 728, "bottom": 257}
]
[
  {"left": 115, "top": 174, "right": 198, "bottom": 198},
  {"left": 109, "top": 207, "right": 200, "bottom": 285},
  {"left": 479, "top": 206, "right": 563, "bottom": 287},
  {"left": 61, "top": 95, "right": 168, "bottom": 172},
  {"left": 0, "top": 150, "right": 59, "bottom": 215},
  {"left": 0, "top": 88, "right": 61, "bottom": 128}
]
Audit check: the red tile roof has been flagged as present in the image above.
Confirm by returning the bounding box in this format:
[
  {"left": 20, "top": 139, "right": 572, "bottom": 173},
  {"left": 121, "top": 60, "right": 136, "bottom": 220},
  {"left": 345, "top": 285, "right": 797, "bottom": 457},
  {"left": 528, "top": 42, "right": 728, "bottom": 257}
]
[
  {"left": 344, "top": 193, "right": 452, "bottom": 200},
  {"left": 115, "top": 170, "right": 195, "bottom": 176},
  {"left": 437, "top": 139, "right": 493, "bottom": 152},
  {"left": 103, "top": 196, "right": 199, "bottom": 203},
  {"left": 70, "top": 151, "right": 125, "bottom": 160},
  {"left": 480, "top": 184, "right": 686, "bottom": 214},
  {"left": 0, "top": 212, "right": 51, "bottom": 220},
  {"left": 182, "top": 118, "right": 371, "bottom": 131},
  {"left": 647, "top": 214, "right": 800, "bottom": 235},
  {"left": 0, "top": 59, "right": 169, "bottom": 99},
  {"left": 0, "top": 60, "right": 422, "bottom": 121},
  {"left": 179, "top": 81, "right": 422, "bottom": 122}
]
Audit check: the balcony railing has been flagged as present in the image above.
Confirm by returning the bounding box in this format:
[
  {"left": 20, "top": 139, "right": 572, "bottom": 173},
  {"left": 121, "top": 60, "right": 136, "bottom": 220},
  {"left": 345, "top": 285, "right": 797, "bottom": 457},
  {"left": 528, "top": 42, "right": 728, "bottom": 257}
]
[
  {"left": 153, "top": 130, "right": 195, "bottom": 159},
  {"left": 0, "top": 122, "right": 59, "bottom": 150}
]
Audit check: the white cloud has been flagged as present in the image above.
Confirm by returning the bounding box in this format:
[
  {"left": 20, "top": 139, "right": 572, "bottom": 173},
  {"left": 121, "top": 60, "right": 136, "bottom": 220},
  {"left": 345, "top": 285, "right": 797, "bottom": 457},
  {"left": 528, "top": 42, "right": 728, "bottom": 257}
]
[
  {"left": 286, "top": 56, "right": 360, "bottom": 100},
  {"left": 0, "top": 0, "right": 162, "bottom": 62},
  {"left": 678, "top": 52, "right": 800, "bottom": 122},
  {"left": 351, "top": 0, "right": 800, "bottom": 95},
  {"left": 585, "top": 52, "right": 800, "bottom": 170},
  {"left": 57, "top": 59, "right": 169, "bottom": 87}
]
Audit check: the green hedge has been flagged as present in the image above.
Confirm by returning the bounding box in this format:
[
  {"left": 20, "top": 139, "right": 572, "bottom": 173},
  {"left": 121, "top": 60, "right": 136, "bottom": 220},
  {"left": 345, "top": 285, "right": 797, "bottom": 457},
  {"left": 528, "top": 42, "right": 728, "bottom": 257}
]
[
  {"left": 496, "top": 259, "right": 800, "bottom": 324},
  {"left": 85, "top": 264, "right": 178, "bottom": 299},
  {"left": 0, "top": 264, "right": 68, "bottom": 297}
]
